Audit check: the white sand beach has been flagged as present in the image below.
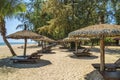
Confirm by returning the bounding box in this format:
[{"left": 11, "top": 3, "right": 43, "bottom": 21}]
[{"left": 0, "top": 44, "right": 120, "bottom": 80}]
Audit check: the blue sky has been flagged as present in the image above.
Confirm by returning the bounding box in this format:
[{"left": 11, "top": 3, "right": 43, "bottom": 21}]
[
  {"left": 0, "top": 18, "right": 34, "bottom": 43},
  {"left": 0, "top": 18, "right": 22, "bottom": 42}
]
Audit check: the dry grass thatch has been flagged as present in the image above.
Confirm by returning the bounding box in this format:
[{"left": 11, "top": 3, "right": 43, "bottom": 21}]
[
  {"left": 34, "top": 36, "right": 55, "bottom": 42},
  {"left": 6, "top": 30, "right": 43, "bottom": 39},
  {"left": 69, "top": 24, "right": 120, "bottom": 38},
  {"left": 63, "top": 37, "right": 90, "bottom": 42}
]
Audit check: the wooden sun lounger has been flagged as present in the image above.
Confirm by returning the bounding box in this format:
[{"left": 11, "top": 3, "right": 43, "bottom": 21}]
[
  {"left": 41, "top": 46, "right": 52, "bottom": 53},
  {"left": 10, "top": 52, "right": 43, "bottom": 63},
  {"left": 92, "top": 58, "right": 120, "bottom": 71},
  {"left": 73, "top": 48, "right": 91, "bottom": 57},
  {"left": 100, "top": 71, "right": 120, "bottom": 80}
]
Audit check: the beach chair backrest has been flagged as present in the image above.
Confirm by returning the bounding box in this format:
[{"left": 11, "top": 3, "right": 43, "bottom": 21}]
[
  {"left": 78, "top": 49, "right": 84, "bottom": 52},
  {"left": 114, "top": 58, "right": 120, "bottom": 65},
  {"left": 28, "top": 52, "right": 38, "bottom": 59},
  {"left": 83, "top": 48, "right": 90, "bottom": 53}
]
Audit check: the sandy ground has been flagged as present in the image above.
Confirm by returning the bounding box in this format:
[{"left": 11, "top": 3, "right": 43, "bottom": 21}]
[{"left": 0, "top": 44, "right": 120, "bottom": 80}]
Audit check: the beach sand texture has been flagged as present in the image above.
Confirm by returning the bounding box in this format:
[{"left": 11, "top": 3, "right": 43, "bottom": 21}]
[{"left": 0, "top": 44, "right": 120, "bottom": 80}]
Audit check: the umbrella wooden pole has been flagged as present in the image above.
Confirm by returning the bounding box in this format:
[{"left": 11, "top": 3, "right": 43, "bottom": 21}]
[
  {"left": 42, "top": 41, "right": 43, "bottom": 51},
  {"left": 100, "top": 37, "right": 105, "bottom": 71},
  {"left": 45, "top": 41, "right": 47, "bottom": 49},
  {"left": 24, "top": 38, "right": 27, "bottom": 56},
  {"left": 75, "top": 41, "right": 78, "bottom": 52}
]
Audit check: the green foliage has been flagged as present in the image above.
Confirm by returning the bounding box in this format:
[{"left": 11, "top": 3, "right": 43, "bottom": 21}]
[
  {"left": 38, "top": 0, "right": 73, "bottom": 39},
  {"left": 104, "top": 37, "right": 116, "bottom": 46},
  {"left": 37, "top": 0, "right": 108, "bottom": 39},
  {"left": 24, "top": 0, "right": 120, "bottom": 40},
  {"left": 105, "top": 37, "right": 115, "bottom": 43},
  {"left": 24, "top": 0, "right": 51, "bottom": 33},
  {"left": 115, "top": 9, "right": 120, "bottom": 24},
  {"left": 115, "top": 1, "right": 120, "bottom": 24},
  {"left": 90, "top": 38, "right": 99, "bottom": 46},
  {"left": 0, "top": 0, "right": 26, "bottom": 18}
]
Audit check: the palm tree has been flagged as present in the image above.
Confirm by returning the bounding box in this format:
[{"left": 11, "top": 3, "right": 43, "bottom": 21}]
[
  {"left": 0, "top": 0, "right": 26, "bottom": 56},
  {"left": 16, "top": 21, "right": 33, "bottom": 31}
]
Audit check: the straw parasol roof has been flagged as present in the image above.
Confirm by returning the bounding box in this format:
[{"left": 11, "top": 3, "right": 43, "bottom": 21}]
[
  {"left": 6, "top": 30, "right": 43, "bottom": 56},
  {"left": 68, "top": 24, "right": 120, "bottom": 71},
  {"left": 63, "top": 37, "right": 90, "bottom": 42},
  {"left": 69, "top": 24, "right": 120, "bottom": 38},
  {"left": 34, "top": 36, "right": 55, "bottom": 42},
  {"left": 63, "top": 37, "right": 90, "bottom": 53},
  {"left": 55, "top": 39, "right": 63, "bottom": 43},
  {"left": 6, "top": 30, "right": 42, "bottom": 39},
  {"left": 34, "top": 36, "right": 55, "bottom": 51}
]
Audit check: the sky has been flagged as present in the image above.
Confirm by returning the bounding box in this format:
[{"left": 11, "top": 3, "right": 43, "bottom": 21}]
[
  {"left": 0, "top": 18, "right": 34, "bottom": 43},
  {"left": 0, "top": 18, "right": 21, "bottom": 42}
]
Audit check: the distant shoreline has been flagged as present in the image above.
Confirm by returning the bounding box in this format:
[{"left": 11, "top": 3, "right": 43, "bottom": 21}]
[{"left": 0, "top": 42, "right": 37, "bottom": 46}]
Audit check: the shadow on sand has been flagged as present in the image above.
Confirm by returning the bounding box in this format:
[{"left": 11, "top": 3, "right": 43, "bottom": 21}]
[
  {"left": 69, "top": 54, "right": 98, "bottom": 60},
  {"left": 41, "top": 52, "right": 56, "bottom": 54},
  {"left": 60, "top": 49, "right": 74, "bottom": 52},
  {"left": 90, "top": 47, "right": 120, "bottom": 55},
  {"left": 18, "top": 45, "right": 41, "bottom": 49},
  {"left": 0, "top": 57, "right": 52, "bottom": 69}
]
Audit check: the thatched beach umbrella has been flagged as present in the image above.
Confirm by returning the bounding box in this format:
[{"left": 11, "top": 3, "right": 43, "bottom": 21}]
[
  {"left": 34, "top": 36, "right": 55, "bottom": 50},
  {"left": 63, "top": 37, "right": 90, "bottom": 52},
  {"left": 69, "top": 24, "right": 120, "bottom": 71},
  {"left": 35, "top": 36, "right": 55, "bottom": 42},
  {"left": 41, "top": 36, "right": 55, "bottom": 42},
  {"left": 6, "top": 30, "right": 43, "bottom": 56}
]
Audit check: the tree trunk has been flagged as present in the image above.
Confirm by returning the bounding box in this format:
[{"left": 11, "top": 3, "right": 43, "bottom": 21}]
[
  {"left": 42, "top": 41, "right": 43, "bottom": 51},
  {"left": 2, "top": 35, "right": 16, "bottom": 56},
  {"left": 0, "top": 18, "right": 16, "bottom": 56}
]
